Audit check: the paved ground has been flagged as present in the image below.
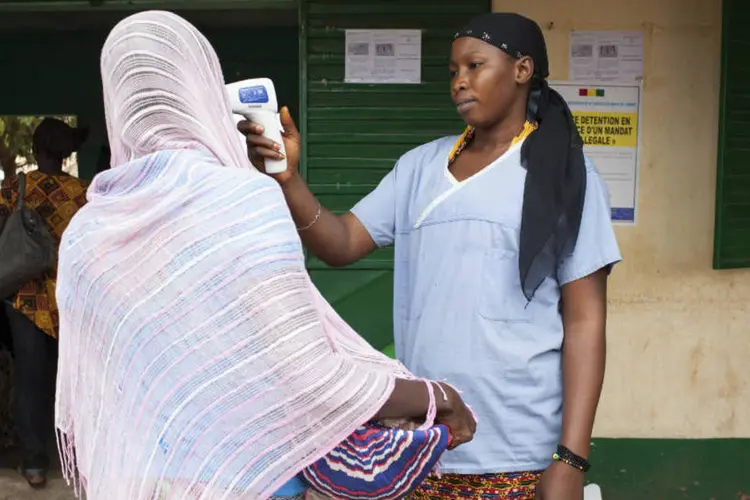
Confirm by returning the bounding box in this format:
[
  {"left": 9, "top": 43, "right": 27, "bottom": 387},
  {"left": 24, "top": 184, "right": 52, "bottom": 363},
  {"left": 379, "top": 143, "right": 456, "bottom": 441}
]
[
  {"left": 0, "top": 447, "right": 75, "bottom": 500},
  {"left": 0, "top": 470, "right": 75, "bottom": 500}
]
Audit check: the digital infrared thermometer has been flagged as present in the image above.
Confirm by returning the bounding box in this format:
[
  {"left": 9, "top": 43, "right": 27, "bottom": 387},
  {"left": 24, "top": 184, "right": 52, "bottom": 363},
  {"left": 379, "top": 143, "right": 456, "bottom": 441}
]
[{"left": 226, "top": 77, "right": 287, "bottom": 174}]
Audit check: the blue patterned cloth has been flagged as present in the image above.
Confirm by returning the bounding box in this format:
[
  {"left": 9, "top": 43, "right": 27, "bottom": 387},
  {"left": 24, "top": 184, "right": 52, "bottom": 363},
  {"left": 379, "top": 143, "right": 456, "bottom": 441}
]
[{"left": 303, "top": 423, "right": 450, "bottom": 499}]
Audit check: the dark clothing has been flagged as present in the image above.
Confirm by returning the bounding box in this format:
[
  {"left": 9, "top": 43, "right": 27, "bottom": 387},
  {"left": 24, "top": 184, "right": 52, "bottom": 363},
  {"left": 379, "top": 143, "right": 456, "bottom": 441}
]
[{"left": 4, "top": 302, "right": 56, "bottom": 469}]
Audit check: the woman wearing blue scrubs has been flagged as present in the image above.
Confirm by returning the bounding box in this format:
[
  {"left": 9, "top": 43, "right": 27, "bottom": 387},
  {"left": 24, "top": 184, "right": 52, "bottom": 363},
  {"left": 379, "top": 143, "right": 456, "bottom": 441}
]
[{"left": 242, "top": 12, "right": 620, "bottom": 500}]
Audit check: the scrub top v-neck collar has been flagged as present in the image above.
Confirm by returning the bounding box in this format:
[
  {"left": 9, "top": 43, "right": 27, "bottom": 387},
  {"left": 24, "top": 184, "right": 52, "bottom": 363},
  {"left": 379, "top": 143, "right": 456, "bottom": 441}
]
[{"left": 415, "top": 138, "right": 527, "bottom": 229}]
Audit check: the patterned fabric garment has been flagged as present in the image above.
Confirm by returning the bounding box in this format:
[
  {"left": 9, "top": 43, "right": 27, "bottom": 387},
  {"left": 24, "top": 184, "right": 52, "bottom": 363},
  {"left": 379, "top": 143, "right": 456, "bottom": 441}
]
[
  {"left": 0, "top": 171, "right": 89, "bottom": 338},
  {"left": 410, "top": 471, "right": 542, "bottom": 499},
  {"left": 302, "top": 422, "right": 451, "bottom": 499}
]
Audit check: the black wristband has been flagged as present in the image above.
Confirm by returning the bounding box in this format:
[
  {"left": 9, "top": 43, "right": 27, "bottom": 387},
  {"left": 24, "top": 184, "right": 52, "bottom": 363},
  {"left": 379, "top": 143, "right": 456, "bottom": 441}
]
[{"left": 552, "top": 444, "right": 590, "bottom": 472}]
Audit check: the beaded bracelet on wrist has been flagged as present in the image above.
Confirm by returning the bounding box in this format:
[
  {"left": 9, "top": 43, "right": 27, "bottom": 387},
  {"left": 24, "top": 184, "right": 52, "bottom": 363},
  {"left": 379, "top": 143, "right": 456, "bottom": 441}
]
[{"left": 552, "top": 444, "right": 590, "bottom": 472}]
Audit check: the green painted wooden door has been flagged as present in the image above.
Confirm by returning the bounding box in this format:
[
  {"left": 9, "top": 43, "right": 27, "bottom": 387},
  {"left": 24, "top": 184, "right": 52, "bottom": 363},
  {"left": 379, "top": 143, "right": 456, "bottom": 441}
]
[
  {"left": 714, "top": 0, "right": 750, "bottom": 269},
  {"left": 300, "top": 0, "right": 490, "bottom": 353}
]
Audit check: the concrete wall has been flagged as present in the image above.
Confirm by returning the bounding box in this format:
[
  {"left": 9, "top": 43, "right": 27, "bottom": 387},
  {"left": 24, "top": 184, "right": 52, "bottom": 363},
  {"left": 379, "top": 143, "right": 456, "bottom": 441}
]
[{"left": 491, "top": 0, "right": 750, "bottom": 439}]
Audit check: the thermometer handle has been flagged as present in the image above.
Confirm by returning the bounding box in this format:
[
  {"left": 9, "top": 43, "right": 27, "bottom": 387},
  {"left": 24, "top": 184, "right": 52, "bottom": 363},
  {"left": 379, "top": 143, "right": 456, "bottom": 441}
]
[{"left": 246, "top": 111, "right": 287, "bottom": 174}]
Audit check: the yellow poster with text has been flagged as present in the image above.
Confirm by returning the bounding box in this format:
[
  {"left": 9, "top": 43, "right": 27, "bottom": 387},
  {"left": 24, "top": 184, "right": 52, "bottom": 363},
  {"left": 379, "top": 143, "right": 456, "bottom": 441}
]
[{"left": 572, "top": 111, "right": 637, "bottom": 147}]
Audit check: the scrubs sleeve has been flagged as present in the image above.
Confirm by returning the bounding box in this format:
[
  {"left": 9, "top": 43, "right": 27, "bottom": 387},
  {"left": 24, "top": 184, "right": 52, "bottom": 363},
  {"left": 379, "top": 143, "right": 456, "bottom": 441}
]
[
  {"left": 558, "top": 157, "right": 623, "bottom": 285},
  {"left": 350, "top": 164, "right": 398, "bottom": 248}
]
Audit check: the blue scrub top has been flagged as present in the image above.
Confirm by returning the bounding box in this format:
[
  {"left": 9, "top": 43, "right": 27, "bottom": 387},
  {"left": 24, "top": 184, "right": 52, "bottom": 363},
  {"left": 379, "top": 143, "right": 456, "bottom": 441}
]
[{"left": 352, "top": 136, "right": 621, "bottom": 474}]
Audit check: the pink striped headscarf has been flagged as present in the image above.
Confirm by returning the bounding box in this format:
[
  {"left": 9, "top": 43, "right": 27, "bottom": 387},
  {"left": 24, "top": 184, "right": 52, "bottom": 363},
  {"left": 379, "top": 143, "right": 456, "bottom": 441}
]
[{"left": 55, "top": 11, "right": 437, "bottom": 500}]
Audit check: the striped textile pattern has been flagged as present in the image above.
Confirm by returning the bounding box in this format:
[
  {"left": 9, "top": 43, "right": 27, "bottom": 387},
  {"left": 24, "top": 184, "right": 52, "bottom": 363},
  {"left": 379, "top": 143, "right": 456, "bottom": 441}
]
[
  {"left": 54, "top": 11, "right": 447, "bottom": 500},
  {"left": 303, "top": 423, "right": 451, "bottom": 499}
]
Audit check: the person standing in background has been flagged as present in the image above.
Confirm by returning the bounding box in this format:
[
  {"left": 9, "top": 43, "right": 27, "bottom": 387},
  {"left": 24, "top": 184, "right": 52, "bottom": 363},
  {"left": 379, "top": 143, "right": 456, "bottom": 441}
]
[
  {"left": 241, "top": 12, "right": 621, "bottom": 500},
  {"left": 0, "top": 117, "right": 89, "bottom": 489}
]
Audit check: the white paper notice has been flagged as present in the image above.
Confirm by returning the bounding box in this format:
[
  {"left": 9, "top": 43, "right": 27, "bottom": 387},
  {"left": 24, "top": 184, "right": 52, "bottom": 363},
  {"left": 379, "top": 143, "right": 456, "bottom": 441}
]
[
  {"left": 345, "top": 29, "right": 421, "bottom": 84},
  {"left": 569, "top": 31, "right": 644, "bottom": 82}
]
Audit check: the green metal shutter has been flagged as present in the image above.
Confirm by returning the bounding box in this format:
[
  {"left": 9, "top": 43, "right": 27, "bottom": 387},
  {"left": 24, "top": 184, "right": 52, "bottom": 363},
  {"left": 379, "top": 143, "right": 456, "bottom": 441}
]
[
  {"left": 300, "top": 0, "right": 490, "bottom": 352},
  {"left": 0, "top": 25, "right": 297, "bottom": 180},
  {"left": 714, "top": 0, "right": 750, "bottom": 269}
]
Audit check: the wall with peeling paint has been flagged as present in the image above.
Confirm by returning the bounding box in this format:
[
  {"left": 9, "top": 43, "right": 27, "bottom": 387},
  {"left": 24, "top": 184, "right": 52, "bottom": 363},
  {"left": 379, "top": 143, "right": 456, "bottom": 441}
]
[{"left": 491, "top": 0, "right": 750, "bottom": 438}]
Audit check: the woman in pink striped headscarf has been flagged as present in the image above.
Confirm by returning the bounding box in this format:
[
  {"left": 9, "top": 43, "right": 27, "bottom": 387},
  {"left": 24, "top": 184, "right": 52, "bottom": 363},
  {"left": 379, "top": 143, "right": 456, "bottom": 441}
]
[{"left": 53, "top": 10, "right": 475, "bottom": 500}]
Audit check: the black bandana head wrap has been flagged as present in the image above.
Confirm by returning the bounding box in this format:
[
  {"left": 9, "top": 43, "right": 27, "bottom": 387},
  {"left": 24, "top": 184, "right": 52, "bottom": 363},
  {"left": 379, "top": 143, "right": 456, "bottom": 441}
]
[{"left": 453, "top": 13, "right": 587, "bottom": 301}]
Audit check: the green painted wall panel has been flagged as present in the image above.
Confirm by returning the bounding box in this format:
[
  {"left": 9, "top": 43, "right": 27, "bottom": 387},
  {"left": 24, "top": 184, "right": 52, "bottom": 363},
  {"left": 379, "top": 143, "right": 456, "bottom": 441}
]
[
  {"left": 589, "top": 438, "right": 750, "bottom": 499},
  {"left": 308, "top": 269, "right": 395, "bottom": 351},
  {"left": 714, "top": 0, "right": 750, "bottom": 269},
  {"left": 301, "top": 0, "right": 489, "bottom": 351}
]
